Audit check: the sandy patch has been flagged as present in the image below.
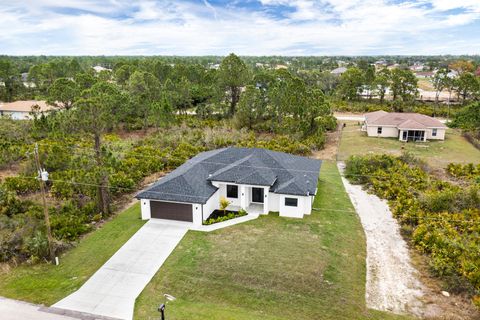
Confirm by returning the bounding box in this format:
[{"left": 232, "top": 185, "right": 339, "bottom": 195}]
[
  {"left": 337, "top": 162, "right": 426, "bottom": 316},
  {"left": 311, "top": 124, "right": 342, "bottom": 161}
]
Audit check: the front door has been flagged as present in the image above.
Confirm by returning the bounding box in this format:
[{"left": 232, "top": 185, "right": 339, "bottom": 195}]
[{"left": 252, "top": 187, "right": 264, "bottom": 203}]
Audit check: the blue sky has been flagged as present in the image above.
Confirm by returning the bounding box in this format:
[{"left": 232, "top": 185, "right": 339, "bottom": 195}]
[{"left": 0, "top": 0, "right": 479, "bottom": 55}]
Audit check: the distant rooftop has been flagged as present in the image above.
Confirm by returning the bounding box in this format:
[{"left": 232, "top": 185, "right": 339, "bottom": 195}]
[
  {"left": 330, "top": 67, "right": 347, "bottom": 75},
  {"left": 0, "top": 100, "right": 54, "bottom": 113},
  {"left": 365, "top": 111, "right": 446, "bottom": 129}
]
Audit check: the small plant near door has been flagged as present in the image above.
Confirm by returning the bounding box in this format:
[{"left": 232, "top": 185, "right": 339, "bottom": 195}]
[{"left": 219, "top": 196, "right": 231, "bottom": 215}]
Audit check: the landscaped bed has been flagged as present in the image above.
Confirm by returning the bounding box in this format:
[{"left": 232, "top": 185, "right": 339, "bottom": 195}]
[{"left": 203, "top": 209, "right": 248, "bottom": 225}]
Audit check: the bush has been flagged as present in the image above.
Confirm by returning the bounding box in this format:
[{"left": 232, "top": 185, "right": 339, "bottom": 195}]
[
  {"left": 345, "top": 154, "right": 480, "bottom": 303},
  {"left": 3, "top": 176, "right": 40, "bottom": 195},
  {"left": 23, "top": 230, "right": 49, "bottom": 261},
  {"left": 49, "top": 201, "right": 92, "bottom": 241}
]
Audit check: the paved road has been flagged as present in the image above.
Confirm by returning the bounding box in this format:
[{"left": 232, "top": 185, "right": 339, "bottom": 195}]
[
  {"left": 0, "top": 296, "right": 76, "bottom": 320},
  {"left": 53, "top": 221, "right": 188, "bottom": 320}
]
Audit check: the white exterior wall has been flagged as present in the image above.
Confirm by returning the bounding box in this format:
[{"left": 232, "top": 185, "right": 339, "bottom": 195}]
[
  {"left": 202, "top": 189, "right": 219, "bottom": 221},
  {"left": 278, "top": 195, "right": 311, "bottom": 218},
  {"left": 192, "top": 204, "right": 202, "bottom": 225},
  {"left": 304, "top": 196, "right": 314, "bottom": 215},
  {"left": 268, "top": 192, "right": 280, "bottom": 212},
  {"left": 425, "top": 128, "right": 446, "bottom": 140},
  {"left": 366, "top": 125, "right": 399, "bottom": 138},
  {"left": 0, "top": 111, "right": 30, "bottom": 120},
  {"left": 140, "top": 199, "right": 151, "bottom": 219},
  {"left": 367, "top": 123, "right": 446, "bottom": 141},
  {"left": 213, "top": 182, "right": 241, "bottom": 207}
]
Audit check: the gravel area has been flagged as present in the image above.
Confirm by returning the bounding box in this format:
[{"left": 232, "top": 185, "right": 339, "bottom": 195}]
[{"left": 338, "top": 162, "right": 426, "bottom": 316}]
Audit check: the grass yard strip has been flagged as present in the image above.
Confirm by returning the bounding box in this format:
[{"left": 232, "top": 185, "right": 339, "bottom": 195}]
[
  {"left": 0, "top": 203, "right": 146, "bottom": 306},
  {"left": 134, "top": 161, "right": 413, "bottom": 320},
  {"left": 338, "top": 122, "right": 480, "bottom": 169}
]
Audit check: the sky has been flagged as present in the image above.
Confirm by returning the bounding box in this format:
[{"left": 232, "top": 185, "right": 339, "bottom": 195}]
[{"left": 0, "top": 0, "right": 479, "bottom": 56}]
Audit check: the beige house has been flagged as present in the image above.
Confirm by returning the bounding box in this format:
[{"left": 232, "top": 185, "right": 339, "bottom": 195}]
[
  {"left": 0, "top": 100, "right": 54, "bottom": 120},
  {"left": 362, "top": 111, "right": 446, "bottom": 142}
]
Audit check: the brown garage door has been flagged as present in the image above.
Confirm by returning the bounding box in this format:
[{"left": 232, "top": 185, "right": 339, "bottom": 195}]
[{"left": 150, "top": 201, "right": 193, "bottom": 222}]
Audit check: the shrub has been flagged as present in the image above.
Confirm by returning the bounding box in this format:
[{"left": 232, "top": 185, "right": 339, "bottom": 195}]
[
  {"left": 23, "top": 230, "right": 49, "bottom": 261},
  {"left": 345, "top": 154, "right": 480, "bottom": 303},
  {"left": 219, "top": 196, "right": 230, "bottom": 215},
  {"left": 49, "top": 201, "right": 92, "bottom": 241},
  {"left": 3, "top": 176, "right": 40, "bottom": 195}
]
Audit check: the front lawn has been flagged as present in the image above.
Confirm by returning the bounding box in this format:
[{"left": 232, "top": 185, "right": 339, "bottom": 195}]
[
  {"left": 338, "top": 122, "right": 480, "bottom": 169},
  {"left": 0, "top": 203, "right": 146, "bottom": 306},
  {"left": 134, "top": 162, "right": 412, "bottom": 320}
]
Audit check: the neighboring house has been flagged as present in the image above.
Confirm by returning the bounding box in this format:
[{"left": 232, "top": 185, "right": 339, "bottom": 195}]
[
  {"left": 387, "top": 63, "right": 400, "bottom": 70},
  {"left": 92, "top": 65, "right": 112, "bottom": 73},
  {"left": 362, "top": 111, "right": 446, "bottom": 142},
  {"left": 20, "top": 72, "right": 36, "bottom": 88},
  {"left": 0, "top": 100, "right": 54, "bottom": 120},
  {"left": 330, "top": 66, "right": 347, "bottom": 75},
  {"left": 414, "top": 71, "right": 434, "bottom": 79},
  {"left": 409, "top": 63, "right": 425, "bottom": 71},
  {"left": 136, "top": 147, "right": 322, "bottom": 225}
]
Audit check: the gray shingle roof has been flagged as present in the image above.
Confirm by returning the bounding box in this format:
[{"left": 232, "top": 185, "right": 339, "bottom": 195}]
[{"left": 136, "top": 147, "right": 322, "bottom": 204}]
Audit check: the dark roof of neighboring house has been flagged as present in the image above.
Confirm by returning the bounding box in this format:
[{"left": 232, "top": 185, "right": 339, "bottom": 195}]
[
  {"left": 365, "top": 111, "right": 446, "bottom": 129},
  {"left": 136, "top": 147, "right": 322, "bottom": 204}
]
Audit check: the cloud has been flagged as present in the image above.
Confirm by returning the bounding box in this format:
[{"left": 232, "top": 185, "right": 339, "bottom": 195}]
[{"left": 0, "top": 0, "right": 479, "bottom": 55}]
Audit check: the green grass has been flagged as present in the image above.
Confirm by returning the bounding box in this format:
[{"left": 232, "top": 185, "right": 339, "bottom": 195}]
[
  {"left": 134, "top": 162, "right": 412, "bottom": 320},
  {"left": 338, "top": 122, "right": 480, "bottom": 169},
  {"left": 0, "top": 203, "right": 146, "bottom": 306}
]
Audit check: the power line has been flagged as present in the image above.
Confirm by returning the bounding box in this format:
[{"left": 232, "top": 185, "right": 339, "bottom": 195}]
[
  {"left": 8, "top": 175, "right": 480, "bottom": 224},
  {"left": 32, "top": 141, "right": 438, "bottom": 179}
]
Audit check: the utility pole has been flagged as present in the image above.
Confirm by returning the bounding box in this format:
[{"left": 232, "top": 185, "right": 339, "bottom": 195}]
[{"left": 33, "top": 143, "right": 55, "bottom": 263}]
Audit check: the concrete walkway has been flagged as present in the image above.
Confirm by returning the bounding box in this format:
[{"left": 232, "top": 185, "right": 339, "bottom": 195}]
[
  {"left": 53, "top": 221, "right": 188, "bottom": 320},
  {"left": 148, "top": 213, "right": 260, "bottom": 232}
]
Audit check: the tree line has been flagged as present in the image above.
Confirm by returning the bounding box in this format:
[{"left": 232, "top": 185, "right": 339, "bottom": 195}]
[{"left": 0, "top": 53, "right": 336, "bottom": 216}]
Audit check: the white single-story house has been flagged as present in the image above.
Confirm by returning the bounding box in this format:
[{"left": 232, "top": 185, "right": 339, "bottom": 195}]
[
  {"left": 330, "top": 66, "right": 347, "bottom": 75},
  {"left": 136, "top": 147, "right": 322, "bottom": 225},
  {"left": 362, "top": 110, "right": 447, "bottom": 142},
  {"left": 0, "top": 100, "right": 54, "bottom": 120}
]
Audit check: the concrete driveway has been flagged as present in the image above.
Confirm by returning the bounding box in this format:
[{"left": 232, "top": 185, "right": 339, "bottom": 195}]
[{"left": 53, "top": 221, "right": 188, "bottom": 320}]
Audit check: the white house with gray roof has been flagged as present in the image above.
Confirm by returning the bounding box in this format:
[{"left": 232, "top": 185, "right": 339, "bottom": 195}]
[{"left": 136, "top": 147, "right": 322, "bottom": 225}]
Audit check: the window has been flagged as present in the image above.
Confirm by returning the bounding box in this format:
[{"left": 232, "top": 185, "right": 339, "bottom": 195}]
[
  {"left": 226, "top": 185, "right": 238, "bottom": 198},
  {"left": 285, "top": 197, "right": 298, "bottom": 207},
  {"left": 432, "top": 128, "right": 437, "bottom": 137},
  {"left": 377, "top": 127, "right": 382, "bottom": 134}
]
